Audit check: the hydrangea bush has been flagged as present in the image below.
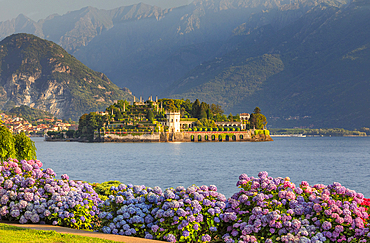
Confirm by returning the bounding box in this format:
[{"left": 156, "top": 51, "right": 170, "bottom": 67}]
[
  {"left": 98, "top": 183, "right": 228, "bottom": 242},
  {"left": 219, "top": 171, "right": 370, "bottom": 243},
  {"left": 0, "top": 158, "right": 101, "bottom": 229}
]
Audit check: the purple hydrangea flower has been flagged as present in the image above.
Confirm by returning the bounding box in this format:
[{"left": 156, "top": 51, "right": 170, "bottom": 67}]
[
  {"left": 201, "top": 234, "right": 212, "bottom": 242},
  {"left": 165, "top": 233, "right": 176, "bottom": 242}
]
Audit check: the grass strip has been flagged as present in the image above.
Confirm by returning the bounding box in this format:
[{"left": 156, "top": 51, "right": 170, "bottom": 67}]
[{"left": 0, "top": 223, "right": 121, "bottom": 243}]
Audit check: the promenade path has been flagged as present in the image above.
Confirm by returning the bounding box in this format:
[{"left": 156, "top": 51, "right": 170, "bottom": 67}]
[{"left": 0, "top": 221, "right": 163, "bottom": 243}]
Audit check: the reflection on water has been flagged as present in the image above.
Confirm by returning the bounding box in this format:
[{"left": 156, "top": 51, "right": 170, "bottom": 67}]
[{"left": 33, "top": 137, "right": 370, "bottom": 198}]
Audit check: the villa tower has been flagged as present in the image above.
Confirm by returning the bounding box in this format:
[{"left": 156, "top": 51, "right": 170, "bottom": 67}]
[{"left": 166, "top": 111, "right": 181, "bottom": 133}]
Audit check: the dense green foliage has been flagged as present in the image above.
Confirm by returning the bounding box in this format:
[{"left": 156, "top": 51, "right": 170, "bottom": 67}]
[
  {"left": 46, "top": 130, "right": 77, "bottom": 139},
  {"left": 14, "top": 132, "right": 37, "bottom": 160},
  {"left": 158, "top": 98, "right": 240, "bottom": 122},
  {"left": 6, "top": 105, "right": 54, "bottom": 122},
  {"left": 147, "top": 109, "right": 154, "bottom": 123},
  {"left": 91, "top": 180, "right": 122, "bottom": 201},
  {"left": 0, "top": 125, "right": 36, "bottom": 161},
  {"left": 75, "top": 99, "right": 266, "bottom": 140},
  {"left": 0, "top": 125, "right": 16, "bottom": 160},
  {"left": 249, "top": 107, "right": 267, "bottom": 130},
  {"left": 77, "top": 113, "right": 106, "bottom": 141}
]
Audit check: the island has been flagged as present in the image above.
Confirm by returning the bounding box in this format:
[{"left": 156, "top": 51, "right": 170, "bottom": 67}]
[{"left": 46, "top": 98, "right": 272, "bottom": 143}]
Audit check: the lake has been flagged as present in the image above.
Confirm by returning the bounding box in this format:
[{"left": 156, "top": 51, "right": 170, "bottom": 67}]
[{"left": 32, "top": 136, "right": 370, "bottom": 198}]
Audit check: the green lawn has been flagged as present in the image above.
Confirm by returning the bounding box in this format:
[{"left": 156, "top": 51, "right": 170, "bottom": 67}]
[{"left": 0, "top": 223, "right": 121, "bottom": 243}]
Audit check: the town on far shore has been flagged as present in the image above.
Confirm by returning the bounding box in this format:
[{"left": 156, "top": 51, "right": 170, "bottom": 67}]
[{"left": 1, "top": 113, "right": 77, "bottom": 136}]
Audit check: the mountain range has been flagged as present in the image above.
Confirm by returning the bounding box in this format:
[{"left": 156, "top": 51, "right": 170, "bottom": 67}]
[
  {"left": 0, "top": 0, "right": 369, "bottom": 128},
  {"left": 0, "top": 33, "right": 133, "bottom": 120}
]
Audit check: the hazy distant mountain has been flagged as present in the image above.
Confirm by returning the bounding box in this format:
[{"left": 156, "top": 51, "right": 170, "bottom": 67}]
[
  {"left": 0, "top": 14, "right": 43, "bottom": 40},
  {"left": 0, "top": 0, "right": 338, "bottom": 96},
  {"left": 1, "top": 0, "right": 369, "bottom": 128},
  {"left": 167, "top": 0, "right": 370, "bottom": 128},
  {"left": 0, "top": 4, "right": 165, "bottom": 51},
  {"left": 74, "top": 0, "right": 339, "bottom": 96},
  {"left": 0, "top": 34, "right": 133, "bottom": 120}
]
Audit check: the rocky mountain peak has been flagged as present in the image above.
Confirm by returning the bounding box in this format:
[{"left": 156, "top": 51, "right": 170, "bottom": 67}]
[{"left": 0, "top": 33, "right": 133, "bottom": 119}]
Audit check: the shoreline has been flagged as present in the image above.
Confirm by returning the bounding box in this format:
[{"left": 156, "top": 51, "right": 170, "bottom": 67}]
[
  {"left": 270, "top": 134, "right": 367, "bottom": 137},
  {"left": 45, "top": 131, "right": 273, "bottom": 143}
]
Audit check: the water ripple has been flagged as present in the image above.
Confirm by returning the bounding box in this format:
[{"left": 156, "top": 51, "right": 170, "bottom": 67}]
[{"left": 33, "top": 137, "right": 370, "bottom": 198}]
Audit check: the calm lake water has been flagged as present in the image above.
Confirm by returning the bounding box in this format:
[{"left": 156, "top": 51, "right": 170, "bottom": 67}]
[{"left": 32, "top": 137, "right": 370, "bottom": 198}]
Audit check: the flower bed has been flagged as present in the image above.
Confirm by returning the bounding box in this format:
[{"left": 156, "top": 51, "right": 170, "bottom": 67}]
[
  {"left": 0, "top": 158, "right": 100, "bottom": 229},
  {"left": 1, "top": 158, "right": 370, "bottom": 242},
  {"left": 220, "top": 172, "right": 369, "bottom": 242},
  {"left": 98, "top": 184, "right": 227, "bottom": 242}
]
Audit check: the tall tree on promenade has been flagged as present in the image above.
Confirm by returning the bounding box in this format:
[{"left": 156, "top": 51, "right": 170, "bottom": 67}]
[
  {"left": 0, "top": 124, "right": 37, "bottom": 161},
  {"left": 14, "top": 132, "right": 37, "bottom": 161}
]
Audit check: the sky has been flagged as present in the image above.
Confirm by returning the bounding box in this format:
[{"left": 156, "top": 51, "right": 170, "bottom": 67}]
[{"left": 0, "top": 0, "right": 193, "bottom": 22}]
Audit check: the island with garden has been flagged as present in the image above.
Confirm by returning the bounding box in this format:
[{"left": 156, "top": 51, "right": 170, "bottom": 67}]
[{"left": 57, "top": 97, "right": 272, "bottom": 143}]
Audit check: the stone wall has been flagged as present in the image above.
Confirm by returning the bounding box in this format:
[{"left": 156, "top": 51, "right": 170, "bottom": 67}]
[
  {"left": 160, "top": 131, "right": 254, "bottom": 142},
  {"left": 97, "top": 131, "right": 273, "bottom": 142},
  {"left": 101, "top": 133, "right": 160, "bottom": 142}
]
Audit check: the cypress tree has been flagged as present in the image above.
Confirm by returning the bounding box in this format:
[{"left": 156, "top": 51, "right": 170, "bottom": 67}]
[
  {"left": 192, "top": 99, "right": 201, "bottom": 118},
  {"left": 199, "top": 102, "right": 208, "bottom": 119},
  {"left": 147, "top": 109, "right": 154, "bottom": 123}
]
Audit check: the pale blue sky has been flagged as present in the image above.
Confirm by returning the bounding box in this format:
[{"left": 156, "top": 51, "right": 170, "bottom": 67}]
[{"left": 0, "top": 0, "right": 193, "bottom": 22}]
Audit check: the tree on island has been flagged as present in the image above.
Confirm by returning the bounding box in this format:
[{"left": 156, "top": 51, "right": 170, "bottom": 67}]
[
  {"left": 115, "top": 100, "right": 130, "bottom": 111},
  {"left": 106, "top": 105, "right": 121, "bottom": 121},
  {"left": 147, "top": 109, "right": 154, "bottom": 123},
  {"left": 249, "top": 107, "right": 267, "bottom": 129},
  {"left": 197, "top": 118, "right": 216, "bottom": 128},
  {"left": 182, "top": 99, "right": 193, "bottom": 117},
  {"left": 210, "top": 104, "right": 224, "bottom": 117},
  {"left": 156, "top": 98, "right": 224, "bottom": 120},
  {"left": 73, "top": 98, "right": 269, "bottom": 138},
  {"left": 167, "top": 100, "right": 176, "bottom": 112},
  {"left": 192, "top": 99, "right": 201, "bottom": 118},
  {"left": 228, "top": 113, "right": 234, "bottom": 122},
  {"left": 77, "top": 112, "right": 105, "bottom": 141},
  {"left": 199, "top": 102, "right": 209, "bottom": 119},
  {"left": 115, "top": 111, "right": 123, "bottom": 121},
  {"left": 254, "top": 106, "right": 261, "bottom": 114}
]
